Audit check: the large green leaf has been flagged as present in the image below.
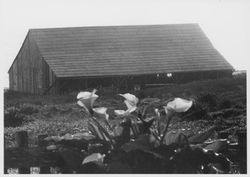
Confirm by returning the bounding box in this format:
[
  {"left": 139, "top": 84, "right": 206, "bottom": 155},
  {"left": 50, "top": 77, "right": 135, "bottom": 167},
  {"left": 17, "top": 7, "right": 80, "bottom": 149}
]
[
  {"left": 82, "top": 153, "right": 105, "bottom": 165},
  {"left": 88, "top": 121, "right": 105, "bottom": 140},
  {"left": 204, "top": 139, "right": 228, "bottom": 153},
  {"left": 188, "top": 126, "right": 216, "bottom": 144},
  {"left": 162, "top": 129, "right": 188, "bottom": 147},
  {"left": 91, "top": 118, "right": 113, "bottom": 143}
]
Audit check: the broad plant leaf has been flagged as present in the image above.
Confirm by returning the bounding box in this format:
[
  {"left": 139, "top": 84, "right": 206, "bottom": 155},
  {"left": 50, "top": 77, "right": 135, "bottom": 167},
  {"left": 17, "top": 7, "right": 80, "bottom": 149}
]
[
  {"left": 170, "top": 146, "right": 231, "bottom": 174},
  {"left": 46, "top": 144, "right": 57, "bottom": 151},
  {"left": 88, "top": 121, "right": 105, "bottom": 140},
  {"left": 188, "top": 126, "right": 216, "bottom": 144},
  {"left": 113, "top": 126, "right": 123, "bottom": 137},
  {"left": 71, "top": 132, "right": 95, "bottom": 141},
  {"left": 202, "top": 149, "right": 231, "bottom": 173},
  {"left": 62, "top": 133, "right": 74, "bottom": 140},
  {"left": 204, "top": 139, "right": 227, "bottom": 153},
  {"left": 130, "top": 120, "right": 141, "bottom": 138},
  {"left": 82, "top": 153, "right": 105, "bottom": 165},
  {"left": 113, "top": 119, "right": 132, "bottom": 148},
  {"left": 91, "top": 118, "right": 113, "bottom": 143},
  {"left": 162, "top": 129, "right": 189, "bottom": 147},
  {"left": 207, "top": 163, "right": 225, "bottom": 174}
]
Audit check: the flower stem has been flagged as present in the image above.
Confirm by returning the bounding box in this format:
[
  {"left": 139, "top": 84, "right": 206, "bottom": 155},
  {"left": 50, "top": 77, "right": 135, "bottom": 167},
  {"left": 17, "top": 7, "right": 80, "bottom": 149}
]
[{"left": 160, "top": 111, "right": 174, "bottom": 144}]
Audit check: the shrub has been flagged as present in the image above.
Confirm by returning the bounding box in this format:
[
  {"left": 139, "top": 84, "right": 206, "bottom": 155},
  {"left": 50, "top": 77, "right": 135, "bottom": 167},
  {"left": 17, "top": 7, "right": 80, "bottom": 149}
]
[
  {"left": 4, "top": 107, "right": 25, "bottom": 127},
  {"left": 196, "top": 92, "right": 218, "bottom": 111},
  {"left": 19, "top": 104, "right": 39, "bottom": 115}
]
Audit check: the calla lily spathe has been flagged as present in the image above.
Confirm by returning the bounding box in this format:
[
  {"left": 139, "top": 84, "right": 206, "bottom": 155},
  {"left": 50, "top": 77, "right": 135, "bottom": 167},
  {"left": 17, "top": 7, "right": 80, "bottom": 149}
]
[
  {"left": 164, "top": 98, "right": 193, "bottom": 113},
  {"left": 114, "top": 93, "right": 139, "bottom": 116},
  {"left": 93, "top": 107, "right": 109, "bottom": 121},
  {"left": 77, "top": 89, "right": 98, "bottom": 113},
  {"left": 114, "top": 106, "right": 136, "bottom": 117},
  {"left": 114, "top": 110, "right": 127, "bottom": 116},
  {"left": 119, "top": 93, "right": 139, "bottom": 108}
]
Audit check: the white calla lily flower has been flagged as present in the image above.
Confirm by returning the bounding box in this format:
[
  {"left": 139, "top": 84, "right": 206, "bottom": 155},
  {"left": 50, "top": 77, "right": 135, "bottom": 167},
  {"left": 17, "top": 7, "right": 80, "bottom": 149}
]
[
  {"left": 164, "top": 98, "right": 193, "bottom": 113},
  {"left": 77, "top": 89, "right": 98, "bottom": 113},
  {"left": 93, "top": 107, "right": 109, "bottom": 121},
  {"left": 114, "top": 105, "right": 137, "bottom": 117},
  {"left": 124, "top": 99, "right": 134, "bottom": 110},
  {"left": 124, "top": 99, "right": 137, "bottom": 113},
  {"left": 114, "top": 110, "right": 127, "bottom": 116},
  {"left": 114, "top": 93, "right": 139, "bottom": 117},
  {"left": 119, "top": 93, "right": 139, "bottom": 107},
  {"left": 160, "top": 98, "right": 193, "bottom": 143},
  {"left": 126, "top": 105, "right": 137, "bottom": 113}
]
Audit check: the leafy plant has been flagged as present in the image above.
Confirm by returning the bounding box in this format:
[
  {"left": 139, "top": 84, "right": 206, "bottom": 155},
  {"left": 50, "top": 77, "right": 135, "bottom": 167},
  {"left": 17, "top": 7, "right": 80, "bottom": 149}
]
[
  {"left": 70, "top": 90, "right": 234, "bottom": 173},
  {"left": 9, "top": 88, "right": 238, "bottom": 174}
]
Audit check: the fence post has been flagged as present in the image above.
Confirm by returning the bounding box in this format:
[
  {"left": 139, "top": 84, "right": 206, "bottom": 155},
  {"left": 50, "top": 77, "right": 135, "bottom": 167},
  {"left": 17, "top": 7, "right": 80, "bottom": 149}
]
[
  {"left": 15, "top": 131, "right": 29, "bottom": 173},
  {"left": 15, "top": 131, "right": 28, "bottom": 148}
]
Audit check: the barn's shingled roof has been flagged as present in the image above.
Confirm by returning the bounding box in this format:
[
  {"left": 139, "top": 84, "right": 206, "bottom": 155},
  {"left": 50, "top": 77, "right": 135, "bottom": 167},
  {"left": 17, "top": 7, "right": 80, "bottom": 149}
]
[{"left": 29, "top": 24, "right": 234, "bottom": 77}]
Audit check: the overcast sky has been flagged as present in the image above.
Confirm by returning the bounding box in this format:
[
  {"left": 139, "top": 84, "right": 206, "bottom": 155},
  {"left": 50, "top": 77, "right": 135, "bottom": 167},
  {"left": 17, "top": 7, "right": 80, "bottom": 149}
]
[{"left": 0, "top": 0, "right": 249, "bottom": 88}]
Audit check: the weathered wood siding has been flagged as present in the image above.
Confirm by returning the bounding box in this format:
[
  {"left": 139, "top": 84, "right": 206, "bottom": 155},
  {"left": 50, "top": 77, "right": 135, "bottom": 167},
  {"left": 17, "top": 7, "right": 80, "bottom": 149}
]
[
  {"left": 8, "top": 32, "right": 56, "bottom": 94},
  {"left": 54, "top": 69, "right": 233, "bottom": 93}
]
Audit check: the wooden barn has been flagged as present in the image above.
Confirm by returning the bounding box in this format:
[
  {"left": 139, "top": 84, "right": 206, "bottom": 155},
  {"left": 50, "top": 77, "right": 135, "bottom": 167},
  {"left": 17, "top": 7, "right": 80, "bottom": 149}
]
[{"left": 8, "top": 24, "right": 234, "bottom": 94}]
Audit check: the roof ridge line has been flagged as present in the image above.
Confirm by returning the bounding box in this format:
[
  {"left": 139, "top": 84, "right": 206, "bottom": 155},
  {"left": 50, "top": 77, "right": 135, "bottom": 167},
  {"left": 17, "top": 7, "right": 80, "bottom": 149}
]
[{"left": 28, "top": 23, "right": 200, "bottom": 31}]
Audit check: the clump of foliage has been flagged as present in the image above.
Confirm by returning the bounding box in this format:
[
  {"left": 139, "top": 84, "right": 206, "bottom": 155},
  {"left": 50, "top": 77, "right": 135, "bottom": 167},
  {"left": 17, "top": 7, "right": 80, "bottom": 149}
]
[
  {"left": 19, "top": 104, "right": 39, "bottom": 115},
  {"left": 196, "top": 92, "right": 218, "bottom": 111},
  {"left": 4, "top": 104, "right": 39, "bottom": 127},
  {"left": 5, "top": 78, "right": 246, "bottom": 174},
  {"left": 39, "top": 90, "right": 237, "bottom": 174},
  {"left": 4, "top": 107, "right": 24, "bottom": 127}
]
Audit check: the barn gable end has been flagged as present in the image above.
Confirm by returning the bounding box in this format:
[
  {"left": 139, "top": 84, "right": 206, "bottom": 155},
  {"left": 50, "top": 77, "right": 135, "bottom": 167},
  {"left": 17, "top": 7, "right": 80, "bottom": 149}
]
[{"left": 8, "top": 31, "right": 56, "bottom": 94}]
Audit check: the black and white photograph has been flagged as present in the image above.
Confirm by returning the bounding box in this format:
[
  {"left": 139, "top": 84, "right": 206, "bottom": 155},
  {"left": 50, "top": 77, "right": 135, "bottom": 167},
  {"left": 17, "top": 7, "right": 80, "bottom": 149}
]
[{"left": 1, "top": 0, "right": 248, "bottom": 174}]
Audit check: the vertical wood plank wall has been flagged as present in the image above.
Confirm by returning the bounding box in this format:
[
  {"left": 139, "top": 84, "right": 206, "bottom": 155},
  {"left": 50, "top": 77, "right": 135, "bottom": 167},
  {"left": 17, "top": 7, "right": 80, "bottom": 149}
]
[{"left": 8, "top": 32, "right": 55, "bottom": 94}]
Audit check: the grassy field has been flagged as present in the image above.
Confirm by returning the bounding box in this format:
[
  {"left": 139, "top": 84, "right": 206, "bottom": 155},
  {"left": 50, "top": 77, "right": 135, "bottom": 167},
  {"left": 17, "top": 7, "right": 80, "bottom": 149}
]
[{"left": 4, "top": 77, "right": 246, "bottom": 148}]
